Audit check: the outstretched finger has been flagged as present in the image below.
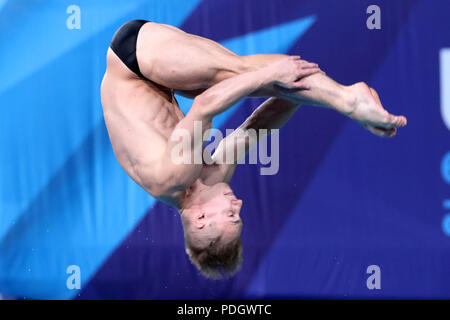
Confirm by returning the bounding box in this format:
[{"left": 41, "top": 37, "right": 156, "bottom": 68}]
[
  {"left": 299, "top": 61, "right": 318, "bottom": 68},
  {"left": 298, "top": 67, "right": 322, "bottom": 78}
]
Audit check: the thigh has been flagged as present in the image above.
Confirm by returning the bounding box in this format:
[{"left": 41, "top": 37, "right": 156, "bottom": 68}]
[{"left": 136, "top": 22, "right": 248, "bottom": 91}]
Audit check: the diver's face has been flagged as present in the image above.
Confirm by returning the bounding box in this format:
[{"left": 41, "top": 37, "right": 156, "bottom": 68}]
[{"left": 197, "top": 183, "right": 243, "bottom": 242}]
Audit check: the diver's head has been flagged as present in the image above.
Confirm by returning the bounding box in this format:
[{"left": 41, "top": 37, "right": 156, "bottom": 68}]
[{"left": 180, "top": 182, "right": 243, "bottom": 278}]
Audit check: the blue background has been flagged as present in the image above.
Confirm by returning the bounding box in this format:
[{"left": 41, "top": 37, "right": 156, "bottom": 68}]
[{"left": 0, "top": 0, "right": 449, "bottom": 299}]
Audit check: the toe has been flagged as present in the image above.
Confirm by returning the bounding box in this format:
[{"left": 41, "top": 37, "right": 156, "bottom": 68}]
[
  {"left": 394, "top": 115, "right": 407, "bottom": 127},
  {"left": 386, "top": 114, "right": 407, "bottom": 128}
]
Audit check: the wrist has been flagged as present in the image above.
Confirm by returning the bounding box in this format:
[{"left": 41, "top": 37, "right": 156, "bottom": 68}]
[{"left": 255, "top": 67, "right": 276, "bottom": 88}]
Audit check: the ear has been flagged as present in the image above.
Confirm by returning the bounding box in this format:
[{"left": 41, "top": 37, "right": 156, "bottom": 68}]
[{"left": 193, "top": 212, "right": 206, "bottom": 229}]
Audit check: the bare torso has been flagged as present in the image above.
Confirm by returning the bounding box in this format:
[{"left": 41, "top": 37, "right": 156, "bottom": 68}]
[
  {"left": 101, "top": 48, "right": 192, "bottom": 206},
  {"left": 101, "top": 20, "right": 246, "bottom": 209}
]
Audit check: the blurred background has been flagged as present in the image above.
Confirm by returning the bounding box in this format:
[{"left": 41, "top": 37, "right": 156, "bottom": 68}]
[{"left": 0, "top": 0, "right": 449, "bottom": 299}]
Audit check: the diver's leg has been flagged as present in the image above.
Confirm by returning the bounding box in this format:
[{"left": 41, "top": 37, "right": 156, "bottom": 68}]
[{"left": 137, "top": 22, "right": 406, "bottom": 132}]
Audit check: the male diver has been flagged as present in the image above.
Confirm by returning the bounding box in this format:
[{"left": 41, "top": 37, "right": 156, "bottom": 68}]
[{"left": 101, "top": 20, "right": 407, "bottom": 278}]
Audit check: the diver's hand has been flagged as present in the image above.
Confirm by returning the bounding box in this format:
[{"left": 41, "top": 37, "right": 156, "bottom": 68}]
[{"left": 265, "top": 56, "right": 321, "bottom": 90}]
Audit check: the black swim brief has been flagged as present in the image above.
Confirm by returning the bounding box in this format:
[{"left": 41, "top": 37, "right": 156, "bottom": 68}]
[{"left": 110, "top": 19, "right": 149, "bottom": 79}]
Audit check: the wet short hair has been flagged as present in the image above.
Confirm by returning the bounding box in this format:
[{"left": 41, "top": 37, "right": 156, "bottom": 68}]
[{"left": 181, "top": 214, "right": 243, "bottom": 279}]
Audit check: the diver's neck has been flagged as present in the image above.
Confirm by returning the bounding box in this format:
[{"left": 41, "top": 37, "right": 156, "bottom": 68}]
[{"left": 179, "top": 179, "right": 209, "bottom": 212}]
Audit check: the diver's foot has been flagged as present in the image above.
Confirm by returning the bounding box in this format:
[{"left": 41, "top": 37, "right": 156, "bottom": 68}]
[{"left": 344, "top": 82, "right": 407, "bottom": 137}]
